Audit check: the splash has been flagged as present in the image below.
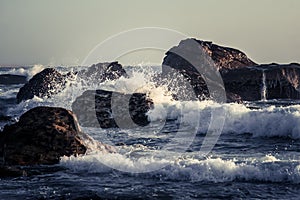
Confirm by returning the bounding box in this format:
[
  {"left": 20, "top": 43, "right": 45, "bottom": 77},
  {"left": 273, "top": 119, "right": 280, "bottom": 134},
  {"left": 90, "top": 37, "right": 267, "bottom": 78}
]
[{"left": 261, "top": 70, "right": 267, "bottom": 101}]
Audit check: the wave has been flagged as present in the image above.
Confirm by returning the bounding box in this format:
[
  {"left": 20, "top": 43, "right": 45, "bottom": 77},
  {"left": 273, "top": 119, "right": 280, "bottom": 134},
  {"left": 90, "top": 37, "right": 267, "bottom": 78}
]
[
  {"left": 3, "top": 65, "right": 300, "bottom": 139},
  {"left": 60, "top": 153, "right": 300, "bottom": 183},
  {"left": 0, "top": 64, "right": 44, "bottom": 80},
  {"left": 148, "top": 100, "right": 300, "bottom": 139}
]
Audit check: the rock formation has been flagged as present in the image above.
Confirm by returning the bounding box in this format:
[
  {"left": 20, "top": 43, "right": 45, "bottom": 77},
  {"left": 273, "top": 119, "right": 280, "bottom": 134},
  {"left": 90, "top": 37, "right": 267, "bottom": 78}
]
[
  {"left": 77, "top": 61, "right": 127, "bottom": 82},
  {"left": 0, "top": 106, "right": 112, "bottom": 166},
  {"left": 16, "top": 62, "right": 127, "bottom": 103},
  {"left": 162, "top": 38, "right": 300, "bottom": 102},
  {"left": 72, "top": 89, "right": 153, "bottom": 128},
  {"left": 16, "top": 68, "right": 71, "bottom": 103},
  {"left": 162, "top": 38, "right": 251, "bottom": 101},
  {"left": 221, "top": 63, "right": 300, "bottom": 101}
]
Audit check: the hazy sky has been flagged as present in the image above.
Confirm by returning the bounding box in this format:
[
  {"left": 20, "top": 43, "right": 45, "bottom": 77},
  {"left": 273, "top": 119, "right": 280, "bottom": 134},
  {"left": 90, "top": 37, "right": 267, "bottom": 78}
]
[{"left": 0, "top": 0, "right": 299, "bottom": 66}]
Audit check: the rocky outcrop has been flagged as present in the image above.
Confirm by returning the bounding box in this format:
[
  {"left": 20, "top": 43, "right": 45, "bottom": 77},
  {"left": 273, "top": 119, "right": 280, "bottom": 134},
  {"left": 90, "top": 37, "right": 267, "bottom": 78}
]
[
  {"left": 77, "top": 61, "right": 127, "bottom": 82},
  {"left": 162, "top": 38, "right": 300, "bottom": 102},
  {"left": 72, "top": 90, "right": 153, "bottom": 128},
  {"left": 0, "top": 106, "right": 113, "bottom": 166},
  {"left": 222, "top": 63, "right": 300, "bottom": 101},
  {"left": 195, "top": 40, "right": 257, "bottom": 70},
  {"left": 16, "top": 62, "right": 127, "bottom": 103},
  {"left": 16, "top": 68, "right": 71, "bottom": 103},
  {"left": 162, "top": 38, "right": 240, "bottom": 101},
  {"left": 0, "top": 74, "right": 27, "bottom": 85}
]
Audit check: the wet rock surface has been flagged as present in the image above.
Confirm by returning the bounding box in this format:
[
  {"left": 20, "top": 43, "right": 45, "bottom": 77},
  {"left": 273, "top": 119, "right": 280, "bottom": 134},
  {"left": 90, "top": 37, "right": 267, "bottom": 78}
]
[
  {"left": 72, "top": 89, "right": 153, "bottom": 128},
  {"left": 16, "top": 68, "right": 70, "bottom": 103},
  {"left": 0, "top": 106, "right": 88, "bottom": 166},
  {"left": 162, "top": 38, "right": 300, "bottom": 102},
  {"left": 16, "top": 62, "right": 127, "bottom": 103},
  {"left": 222, "top": 63, "right": 300, "bottom": 101},
  {"left": 77, "top": 61, "right": 127, "bottom": 82}
]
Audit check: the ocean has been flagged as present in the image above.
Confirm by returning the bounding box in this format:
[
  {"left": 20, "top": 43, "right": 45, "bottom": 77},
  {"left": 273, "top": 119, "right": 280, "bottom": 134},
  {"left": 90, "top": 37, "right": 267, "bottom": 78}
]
[{"left": 0, "top": 65, "right": 300, "bottom": 199}]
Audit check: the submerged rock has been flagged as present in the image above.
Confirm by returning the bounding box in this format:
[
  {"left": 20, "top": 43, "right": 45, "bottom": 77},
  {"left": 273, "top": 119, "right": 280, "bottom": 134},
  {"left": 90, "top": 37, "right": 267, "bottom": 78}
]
[
  {"left": 72, "top": 89, "right": 153, "bottom": 128},
  {"left": 16, "top": 68, "right": 71, "bottom": 103},
  {"left": 0, "top": 74, "right": 27, "bottom": 85},
  {"left": 0, "top": 106, "right": 112, "bottom": 166}
]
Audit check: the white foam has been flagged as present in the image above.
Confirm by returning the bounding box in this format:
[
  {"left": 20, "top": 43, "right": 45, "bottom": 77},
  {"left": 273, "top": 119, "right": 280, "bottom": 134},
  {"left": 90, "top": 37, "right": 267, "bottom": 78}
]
[
  {"left": 60, "top": 153, "right": 300, "bottom": 183},
  {"left": 0, "top": 64, "right": 45, "bottom": 80},
  {"left": 5, "top": 66, "right": 300, "bottom": 139},
  {"left": 148, "top": 100, "right": 300, "bottom": 139}
]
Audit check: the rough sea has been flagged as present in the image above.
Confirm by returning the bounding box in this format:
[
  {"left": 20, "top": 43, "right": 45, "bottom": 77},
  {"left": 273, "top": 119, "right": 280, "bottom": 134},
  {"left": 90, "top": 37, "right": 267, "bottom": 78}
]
[{"left": 0, "top": 65, "right": 300, "bottom": 199}]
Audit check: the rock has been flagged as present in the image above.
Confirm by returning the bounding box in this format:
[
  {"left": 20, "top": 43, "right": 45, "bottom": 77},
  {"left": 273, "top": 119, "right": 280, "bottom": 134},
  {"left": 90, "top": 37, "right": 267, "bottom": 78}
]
[
  {"left": 0, "top": 74, "right": 27, "bottom": 85},
  {"left": 16, "top": 62, "right": 127, "bottom": 103},
  {"left": 226, "top": 92, "right": 243, "bottom": 103},
  {"left": 162, "top": 38, "right": 300, "bottom": 102},
  {"left": 162, "top": 38, "right": 233, "bottom": 101},
  {"left": 77, "top": 61, "right": 127, "bottom": 82},
  {"left": 195, "top": 40, "right": 257, "bottom": 70},
  {"left": 222, "top": 63, "right": 300, "bottom": 101},
  {"left": 16, "top": 68, "right": 71, "bottom": 103},
  {"left": 0, "top": 115, "right": 12, "bottom": 122},
  {"left": 72, "top": 90, "right": 153, "bottom": 128},
  {"left": 0, "top": 106, "right": 92, "bottom": 165}
]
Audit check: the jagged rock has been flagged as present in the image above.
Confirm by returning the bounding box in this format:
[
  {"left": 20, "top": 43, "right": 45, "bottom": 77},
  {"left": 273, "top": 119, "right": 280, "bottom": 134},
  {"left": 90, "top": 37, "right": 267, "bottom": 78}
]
[
  {"left": 162, "top": 38, "right": 232, "bottom": 101},
  {"left": 72, "top": 90, "right": 153, "bottom": 128},
  {"left": 0, "top": 74, "right": 27, "bottom": 85},
  {"left": 16, "top": 68, "right": 71, "bottom": 103},
  {"left": 0, "top": 106, "right": 112, "bottom": 166},
  {"left": 196, "top": 40, "right": 257, "bottom": 70},
  {"left": 222, "top": 63, "right": 300, "bottom": 101},
  {"left": 162, "top": 38, "right": 300, "bottom": 102},
  {"left": 78, "top": 61, "right": 127, "bottom": 82}
]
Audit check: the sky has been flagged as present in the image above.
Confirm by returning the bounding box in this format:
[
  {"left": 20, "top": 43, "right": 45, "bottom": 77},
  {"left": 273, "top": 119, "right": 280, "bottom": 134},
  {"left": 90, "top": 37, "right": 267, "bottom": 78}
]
[{"left": 0, "top": 0, "right": 299, "bottom": 66}]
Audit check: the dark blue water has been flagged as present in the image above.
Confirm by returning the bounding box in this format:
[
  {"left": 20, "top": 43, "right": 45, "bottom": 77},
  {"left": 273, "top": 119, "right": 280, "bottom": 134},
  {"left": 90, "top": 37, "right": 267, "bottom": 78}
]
[{"left": 1, "top": 66, "right": 300, "bottom": 199}]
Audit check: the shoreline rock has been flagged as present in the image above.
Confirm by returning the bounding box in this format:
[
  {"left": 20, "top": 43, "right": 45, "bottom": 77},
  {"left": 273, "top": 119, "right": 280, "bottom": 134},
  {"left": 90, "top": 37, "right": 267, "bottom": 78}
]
[
  {"left": 16, "top": 62, "right": 127, "bottom": 103},
  {"left": 162, "top": 38, "right": 300, "bottom": 102},
  {"left": 16, "top": 68, "right": 70, "bottom": 103},
  {"left": 0, "top": 106, "right": 113, "bottom": 166},
  {"left": 222, "top": 63, "right": 300, "bottom": 101},
  {"left": 72, "top": 89, "right": 153, "bottom": 128}
]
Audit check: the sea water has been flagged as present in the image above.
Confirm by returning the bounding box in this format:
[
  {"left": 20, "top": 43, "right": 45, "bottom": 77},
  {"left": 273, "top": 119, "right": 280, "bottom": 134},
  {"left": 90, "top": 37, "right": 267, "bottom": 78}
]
[{"left": 0, "top": 65, "right": 300, "bottom": 199}]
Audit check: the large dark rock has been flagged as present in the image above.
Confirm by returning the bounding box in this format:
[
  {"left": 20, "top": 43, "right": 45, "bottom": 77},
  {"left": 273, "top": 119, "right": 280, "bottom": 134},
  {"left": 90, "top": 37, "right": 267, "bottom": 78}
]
[
  {"left": 0, "top": 106, "right": 112, "bottom": 166},
  {"left": 78, "top": 61, "right": 127, "bottom": 82},
  {"left": 72, "top": 90, "right": 153, "bottom": 128},
  {"left": 162, "top": 38, "right": 300, "bottom": 102},
  {"left": 162, "top": 38, "right": 235, "bottom": 101},
  {"left": 0, "top": 74, "right": 27, "bottom": 85},
  {"left": 222, "top": 63, "right": 300, "bottom": 101},
  {"left": 16, "top": 68, "right": 71, "bottom": 103}
]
